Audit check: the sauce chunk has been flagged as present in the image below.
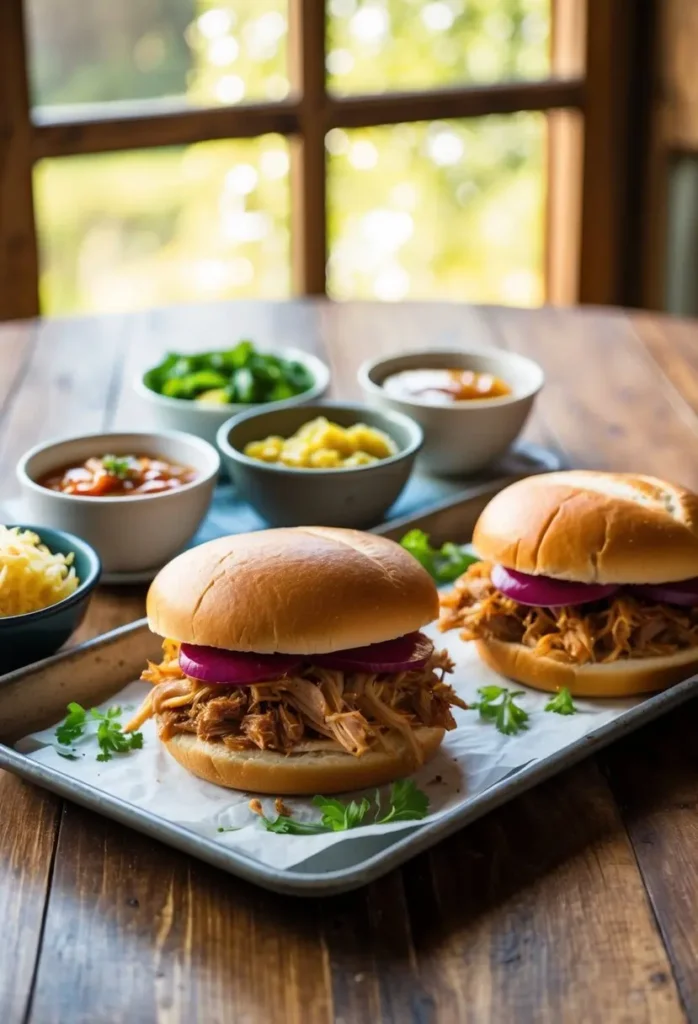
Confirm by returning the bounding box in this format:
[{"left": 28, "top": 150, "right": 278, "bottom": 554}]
[{"left": 383, "top": 368, "right": 511, "bottom": 404}]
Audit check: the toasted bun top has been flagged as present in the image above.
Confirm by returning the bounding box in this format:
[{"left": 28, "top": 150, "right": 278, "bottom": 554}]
[
  {"left": 147, "top": 527, "right": 439, "bottom": 653},
  {"left": 472, "top": 471, "right": 698, "bottom": 584}
]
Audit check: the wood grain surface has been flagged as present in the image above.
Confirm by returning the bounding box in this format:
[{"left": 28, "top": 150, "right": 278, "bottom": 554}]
[{"left": 1, "top": 301, "right": 698, "bottom": 1023}]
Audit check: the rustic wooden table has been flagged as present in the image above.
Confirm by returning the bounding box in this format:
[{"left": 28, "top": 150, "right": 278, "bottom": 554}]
[{"left": 1, "top": 301, "right": 697, "bottom": 1023}]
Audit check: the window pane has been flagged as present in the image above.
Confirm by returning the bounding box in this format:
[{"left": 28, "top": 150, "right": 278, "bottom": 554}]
[
  {"left": 34, "top": 137, "right": 291, "bottom": 315},
  {"left": 26, "top": 1, "right": 289, "bottom": 110},
  {"left": 327, "top": 0, "right": 550, "bottom": 95},
  {"left": 327, "top": 114, "right": 545, "bottom": 304}
]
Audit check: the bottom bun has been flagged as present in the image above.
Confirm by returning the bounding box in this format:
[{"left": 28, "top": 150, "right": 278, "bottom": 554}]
[
  {"left": 476, "top": 638, "right": 698, "bottom": 697},
  {"left": 162, "top": 726, "right": 445, "bottom": 795}
]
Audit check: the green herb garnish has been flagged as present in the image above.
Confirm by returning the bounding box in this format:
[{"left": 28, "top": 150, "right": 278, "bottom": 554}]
[
  {"left": 55, "top": 701, "right": 87, "bottom": 746},
  {"left": 313, "top": 795, "right": 372, "bottom": 831},
  {"left": 54, "top": 702, "right": 143, "bottom": 762},
  {"left": 102, "top": 455, "right": 134, "bottom": 480},
  {"left": 143, "top": 341, "right": 314, "bottom": 405},
  {"left": 259, "top": 816, "right": 330, "bottom": 835},
  {"left": 471, "top": 685, "right": 529, "bottom": 736},
  {"left": 544, "top": 687, "right": 577, "bottom": 716},
  {"left": 400, "top": 529, "right": 478, "bottom": 584},
  {"left": 374, "top": 778, "right": 429, "bottom": 823},
  {"left": 257, "top": 780, "right": 429, "bottom": 834}
]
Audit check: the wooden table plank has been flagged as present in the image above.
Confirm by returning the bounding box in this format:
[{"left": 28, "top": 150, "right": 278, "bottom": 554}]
[
  {"left": 27, "top": 807, "right": 332, "bottom": 1024},
  {"left": 630, "top": 312, "right": 698, "bottom": 418},
  {"left": 492, "top": 305, "right": 698, "bottom": 488},
  {"left": 602, "top": 704, "right": 698, "bottom": 1021},
  {"left": 0, "top": 320, "right": 36, "bottom": 419},
  {"left": 319, "top": 762, "right": 685, "bottom": 1023},
  {"left": 0, "top": 776, "right": 60, "bottom": 1023},
  {"left": 0, "top": 314, "right": 130, "bottom": 503},
  {"left": 0, "top": 313, "right": 129, "bottom": 1021}
]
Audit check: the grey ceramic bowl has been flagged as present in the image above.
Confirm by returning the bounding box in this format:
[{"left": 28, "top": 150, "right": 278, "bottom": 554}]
[
  {"left": 0, "top": 525, "right": 101, "bottom": 674},
  {"left": 217, "top": 401, "right": 423, "bottom": 528}
]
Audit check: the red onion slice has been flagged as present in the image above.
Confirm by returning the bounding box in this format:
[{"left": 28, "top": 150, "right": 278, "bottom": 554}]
[
  {"left": 179, "top": 644, "right": 302, "bottom": 685},
  {"left": 314, "top": 632, "right": 433, "bottom": 673},
  {"left": 491, "top": 564, "right": 620, "bottom": 608},
  {"left": 627, "top": 579, "right": 698, "bottom": 607}
]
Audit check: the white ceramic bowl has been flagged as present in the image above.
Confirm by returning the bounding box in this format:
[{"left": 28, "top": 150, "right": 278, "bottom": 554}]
[
  {"left": 358, "top": 348, "right": 544, "bottom": 477},
  {"left": 17, "top": 431, "right": 220, "bottom": 576},
  {"left": 134, "top": 348, "right": 331, "bottom": 448}
]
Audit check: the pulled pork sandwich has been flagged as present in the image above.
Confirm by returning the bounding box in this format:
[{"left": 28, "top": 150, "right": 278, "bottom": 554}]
[
  {"left": 125, "top": 527, "right": 465, "bottom": 794},
  {"left": 439, "top": 471, "right": 698, "bottom": 697}
]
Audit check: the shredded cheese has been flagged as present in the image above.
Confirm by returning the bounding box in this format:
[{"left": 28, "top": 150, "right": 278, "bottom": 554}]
[{"left": 0, "top": 525, "right": 80, "bottom": 617}]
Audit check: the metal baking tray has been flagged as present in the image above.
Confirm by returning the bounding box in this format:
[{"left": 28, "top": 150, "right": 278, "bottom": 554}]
[{"left": 2, "top": 487, "right": 698, "bottom": 896}]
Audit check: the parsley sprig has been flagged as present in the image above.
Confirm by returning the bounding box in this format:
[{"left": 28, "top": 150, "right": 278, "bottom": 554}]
[
  {"left": 470, "top": 685, "right": 529, "bottom": 735},
  {"left": 257, "top": 780, "right": 430, "bottom": 835},
  {"left": 55, "top": 702, "right": 143, "bottom": 762},
  {"left": 101, "top": 455, "right": 135, "bottom": 480},
  {"left": 544, "top": 687, "right": 577, "bottom": 716},
  {"left": 400, "top": 529, "right": 478, "bottom": 584}
]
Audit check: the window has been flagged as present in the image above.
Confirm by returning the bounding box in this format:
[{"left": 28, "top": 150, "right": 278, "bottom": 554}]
[{"left": 0, "top": 0, "right": 636, "bottom": 320}]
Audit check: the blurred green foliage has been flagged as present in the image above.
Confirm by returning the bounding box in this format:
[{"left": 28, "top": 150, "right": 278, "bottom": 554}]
[{"left": 27, "top": 0, "right": 549, "bottom": 314}]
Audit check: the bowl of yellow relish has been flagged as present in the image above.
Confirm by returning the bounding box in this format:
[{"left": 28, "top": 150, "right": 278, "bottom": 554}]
[{"left": 217, "top": 402, "right": 423, "bottom": 528}]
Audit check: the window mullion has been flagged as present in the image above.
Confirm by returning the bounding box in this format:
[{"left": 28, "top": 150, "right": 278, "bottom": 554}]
[
  {"left": 288, "top": 0, "right": 327, "bottom": 297},
  {"left": 0, "top": 0, "right": 39, "bottom": 319}
]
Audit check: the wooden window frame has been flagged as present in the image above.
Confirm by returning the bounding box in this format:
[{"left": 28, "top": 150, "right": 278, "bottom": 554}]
[{"left": 0, "top": 0, "right": 640, "bottom": 320}]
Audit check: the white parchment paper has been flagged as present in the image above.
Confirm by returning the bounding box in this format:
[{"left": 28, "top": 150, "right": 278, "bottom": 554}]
[{"left": 16, "top": 624, "right": 642, "bottom": 871}]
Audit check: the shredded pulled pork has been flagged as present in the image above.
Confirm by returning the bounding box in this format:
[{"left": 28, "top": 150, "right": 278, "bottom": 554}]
[
  {"left": 125, "top": 639, "right": 465, "bottom": 764},
  {"left": 439, "top": 562, "right": 698, "bottom": 665}
]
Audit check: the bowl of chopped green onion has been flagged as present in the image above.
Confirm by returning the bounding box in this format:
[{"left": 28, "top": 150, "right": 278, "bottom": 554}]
[{"left": 135, "top": 341, "right": 330, "bottom": 447}]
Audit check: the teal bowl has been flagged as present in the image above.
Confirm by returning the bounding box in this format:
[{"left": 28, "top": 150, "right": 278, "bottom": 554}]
[{"left": 0, "top": 525, "right": 101, "bottom": 675}]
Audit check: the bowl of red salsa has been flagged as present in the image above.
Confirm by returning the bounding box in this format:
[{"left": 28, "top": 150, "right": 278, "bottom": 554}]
[{"left": 17, "top": 431, "right": 220, "bottom": 577}]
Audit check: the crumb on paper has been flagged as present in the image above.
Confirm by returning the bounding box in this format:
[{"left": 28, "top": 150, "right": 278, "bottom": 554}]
[
  {"left": 248, "top": 798, "right": 263, "bottom": 817},
  {"left": 275, "top": 797, "right": 292, "bottom": 817}
]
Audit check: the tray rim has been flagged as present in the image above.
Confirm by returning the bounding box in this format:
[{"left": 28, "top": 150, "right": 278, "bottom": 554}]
[{"left": 2, "top": 614, "right": 698, "bottom": 896}]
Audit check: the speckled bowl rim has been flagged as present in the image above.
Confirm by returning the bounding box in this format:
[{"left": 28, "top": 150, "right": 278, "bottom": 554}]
[
  {"left": 216, "top": 400, "right": 424, "bottom": 476},
  {"left": 0, "top": 524, "right": 101, "bottom": 625}
]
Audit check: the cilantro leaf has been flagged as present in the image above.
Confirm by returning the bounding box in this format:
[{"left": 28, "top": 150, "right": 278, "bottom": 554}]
[
  {"left": 313, "top": 795, "right": 371, "bottom": 831},
  {"left": 377, "top": 779, "right": 429, "bottom": 823},
  {"left": 54, "top": 703, "right": 143, "bottom": 762},
  {"left": 55, "top": 702, "right": 87, "bottom": 746},
  {"left": 400, "top": 529, "right": 478, "bottom": 584},
  {"left": 471, "top": 686, "right": 529, "bottom": 736},
  {"left": 260, "top": 816, "right": 329, "bottom": 835},
  {"left": 101, "top": 455, "right": 134, "bottom": 480},
  {"left": 496, "top": 691, "right": 529, "bottom": 735},
  {"left": 545, "top": 687, "right": 577, "bottom": 716},
  {"left": 476, "top": 684, "right": 507, "bottom": 704},
  {"left": 256, "top": 780, "right": 430, "bottom": 834}
]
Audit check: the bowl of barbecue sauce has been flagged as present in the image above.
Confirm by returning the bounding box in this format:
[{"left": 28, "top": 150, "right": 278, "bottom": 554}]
[{"left": 358, "top": 349, "right": 544, "bottom": 477}]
